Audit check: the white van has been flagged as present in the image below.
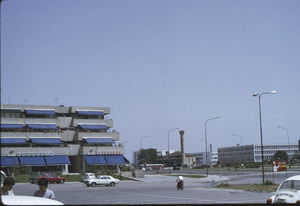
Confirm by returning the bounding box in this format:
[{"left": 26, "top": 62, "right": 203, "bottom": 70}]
[{"left": 81, "top": 173, "right": 95, "bottom": 182}]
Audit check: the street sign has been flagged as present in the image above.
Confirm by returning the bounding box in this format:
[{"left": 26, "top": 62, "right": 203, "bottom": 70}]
[{"left": 273, "top": 161, "right": 287, "bottom": 172}]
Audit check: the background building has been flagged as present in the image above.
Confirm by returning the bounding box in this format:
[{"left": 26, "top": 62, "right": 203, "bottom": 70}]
[
  {"left": 1, "top": 104, "right": 127, "bottom": 175},
  {"left": 218, "top": 144, "right": 299, "bottom": 164}
]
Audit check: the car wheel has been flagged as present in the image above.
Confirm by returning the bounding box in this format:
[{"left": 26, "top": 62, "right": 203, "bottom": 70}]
[
  {"left": 60, "top": 179, "right": 64, "bottom": 184},
  {"left": 91, "top": 182, "right": 96, "bottom": 187},
  {"left": 110, "top": 182, "right": 115, "bottom": 187}
]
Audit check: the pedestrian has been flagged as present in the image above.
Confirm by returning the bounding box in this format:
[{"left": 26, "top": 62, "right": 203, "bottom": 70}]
[
  {"left": 1, "top": 177, "right": 15, "bottom": 196},
  {"left": 33, "top": 178, "right": 55, "bottom": 199}
]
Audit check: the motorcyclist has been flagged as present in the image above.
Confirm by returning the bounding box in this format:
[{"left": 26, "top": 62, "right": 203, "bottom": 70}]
[{"left": 176, "top": 176, "right": 184, "bottom": 190}]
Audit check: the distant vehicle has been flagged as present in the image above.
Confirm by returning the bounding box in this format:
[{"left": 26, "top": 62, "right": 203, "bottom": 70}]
[
  {"left": 30, "top": 173, "right": 66, "bottom": 184},
  {"left": 267, "top": 175, "right": 300, "bottom": 204},
  {"left": 84, "top": 175, "right": 120, "bottom": 187},
  {"left": 2, "top": 195, "right": 63, "bottom": 205},
  {"left": 81, "top": 173, "right": 96, "bottom": 182},
  {"left": 141, "top": 164, "right": 164, "bottom": 170}
]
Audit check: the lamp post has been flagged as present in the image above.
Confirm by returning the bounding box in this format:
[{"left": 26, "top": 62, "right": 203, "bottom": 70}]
[
  {"left": 140, "top": 136, "right": 150, "bottom": 150},
  {"left": 232, "top": 134, "right": 243, "bottom": 162},
  {"left": 253, "top": 90, "right": 276, "bottom": 184},
  {"left": 168, "top": 128, "right": 179, "bottom": 174},
  {"left": 139, "top": 136, "right": 150, "bottom": 168},
  {"left": 278, "top": 126, "right": 290, "bottom": 161},
  {"left": 205, "top": 117, "right": 220, "bottom": 176}
]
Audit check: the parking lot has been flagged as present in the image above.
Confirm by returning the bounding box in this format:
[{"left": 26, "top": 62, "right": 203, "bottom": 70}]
[{"left": 11, "top": 173, "right": 279, "bottom": 205}]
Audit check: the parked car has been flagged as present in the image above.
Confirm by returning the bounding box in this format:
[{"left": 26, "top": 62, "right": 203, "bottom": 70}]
[
  {"left": 81, "top": 173, "right": 95, "bottom": 182},
  {"left": 267, "top": 175, "right": 300, "bottom": 204},
  {"left": 30, "top": 173, "right": 66, "bottom": 184},
  {"left": 84, "top": 175, "right": 120, "bottom": 187},
  {"left": 2, "top": 195, "right": 63, "bottom": 205}
]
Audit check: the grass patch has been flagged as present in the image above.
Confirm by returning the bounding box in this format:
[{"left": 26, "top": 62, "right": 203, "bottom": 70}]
[{"left": 215, "top": 182, "right": 279, "bottom": 193}]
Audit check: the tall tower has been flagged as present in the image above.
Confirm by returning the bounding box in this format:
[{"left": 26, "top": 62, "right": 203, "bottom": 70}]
[{"left": 179, "top": 130, "right": 185, "bottom": 166}]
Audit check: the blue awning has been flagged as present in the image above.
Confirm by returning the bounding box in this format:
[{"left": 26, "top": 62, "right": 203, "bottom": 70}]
[
  {"left": 1, "top": 108, "right": 22, "bottom": 112},
  {"left": 19, "top": 156, "right": 46, "bottom": 166},
  {"left": 104, "top": 155, "right": 126, "bottom": 165},
  {"left": 77, "top": 111, "right": 104, "bottom": 116},
  {"left": 84, "top": 138, "right": 113, "bottom": 144},
  {"left": 84, "top": 155, "right": 106, "bottom": 165},
  {"left": 1, "top": 138, "right": 27, "bottom": 145},
  {"left": 1, "top": 124, "right": 23, "bottom": 129},
  {"left": 79, "top": 124, "right": 107, "bottom": 130},
  {"left": 27, "top": 124, "right": 58, "bottom": 130},
  {"left": 31, "top": 138, "right": 62, "bottom": 145},
  {"left": 26, "top": 109, "right": 55, "bottom": 115},
  {"left": 45, "top": 155, "right": 71, "bottom": 165},
  {"left": 1, "top": 157, "right": 20, "bottom": 167}
]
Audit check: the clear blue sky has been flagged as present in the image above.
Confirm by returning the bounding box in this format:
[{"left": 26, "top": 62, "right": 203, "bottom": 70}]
[{"left": 1, "top": 0, "right": 300, "bottom": 162}]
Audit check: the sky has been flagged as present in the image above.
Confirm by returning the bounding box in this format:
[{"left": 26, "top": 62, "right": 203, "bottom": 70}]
[{"left": 1, "top": 0, "right": 300, "bottom": 162}]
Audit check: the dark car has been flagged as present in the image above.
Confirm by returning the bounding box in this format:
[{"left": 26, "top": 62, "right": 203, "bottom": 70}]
[{"left": 30, "top": 173, "right": 66, "bottom": 184}]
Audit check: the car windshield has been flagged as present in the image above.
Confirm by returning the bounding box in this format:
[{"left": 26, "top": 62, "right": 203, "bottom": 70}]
[{"left": 279, "top": 180, "right": 300, "bottom": 191}]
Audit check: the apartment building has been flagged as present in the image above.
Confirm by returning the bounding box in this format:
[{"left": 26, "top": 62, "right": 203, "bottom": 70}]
[{"left": 0, "top": 104, "right": 126, "bottom": 174}]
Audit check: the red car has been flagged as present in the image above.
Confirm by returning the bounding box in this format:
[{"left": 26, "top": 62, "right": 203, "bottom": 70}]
[{"left": 30, "top": 173, "right": 66, "bottom": 184}]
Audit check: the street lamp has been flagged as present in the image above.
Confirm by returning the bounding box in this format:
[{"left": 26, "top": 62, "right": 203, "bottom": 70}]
[
  {"left": 168, "top": 128, "right": 179, "bottom": 174},
  {"left": 253, "top": 90, "right": 276, "bottom": 184},
  {"left": 140, "top": 136, "right": 150, "bottom": 150},
  {"left": 232, "top": 134, "right": 243, "bottom": 162},
  {"left": 278, "top": 126, "right": 290, "bottom": 161},
  {"left": 205, "top": 117, "right": 220, "bottom": 176},
  {"left": 139, "top": 136, "right": 150, "bottom": 168}
]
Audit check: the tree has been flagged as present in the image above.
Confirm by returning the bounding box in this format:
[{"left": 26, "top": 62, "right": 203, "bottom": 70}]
[
  {"left": 139, "top": 148, "right": 158, "bottom": 164},
  {"left": 272, "top": 151, "right": 288, "bottom": 163}
]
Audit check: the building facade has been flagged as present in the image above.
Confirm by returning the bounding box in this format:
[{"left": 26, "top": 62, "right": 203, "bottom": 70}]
[
  {"left": 218, "top": 144, "right": 299, "bottom": 164},
  {"left": 1, "top": 104, "right": 126, "bottom": 175}
]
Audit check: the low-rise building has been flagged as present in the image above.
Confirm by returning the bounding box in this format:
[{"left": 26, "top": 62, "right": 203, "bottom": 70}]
[{"left": 218, "top": 144, "right": 299, "bottom": 164}]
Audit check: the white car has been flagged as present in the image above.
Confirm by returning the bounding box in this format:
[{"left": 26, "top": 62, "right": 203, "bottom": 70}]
[
  {"left": 84, "top": 175, "right": 120, "bottom": 187},
  {"left": 267, "top": 175, "right": 300, "bottom": 204},
  {"left": 81, "top": 173, "right": 95, "bottom": 182},
  {"left": 2, "top": 195, "right": 63, "bottom": 205}
]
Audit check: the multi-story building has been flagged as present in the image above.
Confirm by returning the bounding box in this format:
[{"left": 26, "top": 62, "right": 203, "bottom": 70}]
[
  {"left": 0, "top": 104, "right": 127, "bottom": 175},
  {"left": 218, "top": 144, "right": 299, "bottom": 164},
  {"left": 192, "top": 151, "right": 218, "bottom": 166}
]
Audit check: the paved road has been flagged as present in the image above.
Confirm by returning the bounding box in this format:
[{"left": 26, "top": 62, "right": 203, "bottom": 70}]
[{"left": 12, "top": 171, "right": 299, "bottom": 205}]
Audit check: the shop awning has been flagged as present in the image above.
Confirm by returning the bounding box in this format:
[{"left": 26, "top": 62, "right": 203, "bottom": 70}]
[
  {"left": 104, "top": 155, "right": 126, "bottom": 165},
  {"left": 84, "top": 155, "right": 106, "bottom": 165},
  {"left": 1, "top": 137, "right": 27, "bottom": 145},
  {"left": 79, "top": 124, "right": 107, "bottom": 130},
  {"left": 27, "top": 124, "right": 58, "bottom": 130},
  {"left": 26, "top": 109, "right": 55, "bottom": 115},
  {"left": 1, "top": 124, "right": 23, "bottom": 129},
  {"left": 19, "top": 157, "right": 46, "bottom": 166},
  {"left": 83, "top": 137, "right": 113, "bottom": 144},
  {"left": 30, "top": 137, "right": 62, "bottom": 145},
  {"left": 77, "top": 110, "right": 104, "bottom": 116},
  {"left": 1, "top": 157, "right": 20, "bottom": 167},
  {"left": 45, "top": 155, "right": 71, "bottom": 165}
]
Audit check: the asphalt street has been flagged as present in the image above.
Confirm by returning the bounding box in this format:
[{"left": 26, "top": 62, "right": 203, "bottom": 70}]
[{"left": 10, "top": 170, "right": 300, "bottom": 205}]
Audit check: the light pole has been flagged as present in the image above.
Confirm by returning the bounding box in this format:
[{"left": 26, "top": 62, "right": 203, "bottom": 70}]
[
  {"left": 278, "top": 126, "right": 290, "bottom": 161},
  {"left": 232, "top": 134, "right": 243, "bottom": 163},
  {"left": 205, "top": 117, "right": 220, "bottom": 176},
  {"left": 168, "top": 128, "right": 179, "bottom": 174},
  {"left": 140, "top": 136, "right": 150, "bottom": 150},
  {"left": 253, "top": 90, "right": 276, "bottom": 184},
  {"left": 139, "top": 136, "right": 150, "bottom": 168}
]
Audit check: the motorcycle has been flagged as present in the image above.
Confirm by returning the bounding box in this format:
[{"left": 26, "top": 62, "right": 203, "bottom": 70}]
[{"left": 177, "top": 180, "right": 184, "bottom": 190}]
